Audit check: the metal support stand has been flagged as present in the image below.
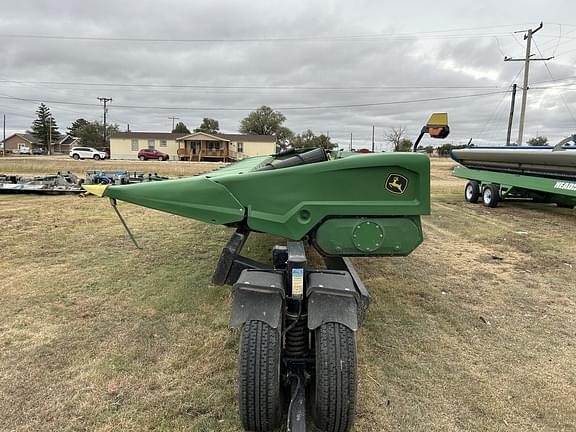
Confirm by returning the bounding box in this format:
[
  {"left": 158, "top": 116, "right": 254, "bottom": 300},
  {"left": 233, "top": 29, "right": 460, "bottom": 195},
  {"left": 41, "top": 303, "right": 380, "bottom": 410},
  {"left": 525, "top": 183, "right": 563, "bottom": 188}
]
[{"left": 287, "top": 362, "right": 307, "bottom": 432}]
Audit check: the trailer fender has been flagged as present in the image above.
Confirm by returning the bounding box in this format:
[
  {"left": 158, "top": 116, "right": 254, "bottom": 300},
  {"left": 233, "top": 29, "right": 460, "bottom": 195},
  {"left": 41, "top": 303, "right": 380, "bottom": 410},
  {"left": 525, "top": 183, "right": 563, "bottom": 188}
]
[
  {"left": 307, "top": 271, "right": 359, "bottom": 331},
  {"left": 229, "top": 270, "right": 285, "bottom": 329}
]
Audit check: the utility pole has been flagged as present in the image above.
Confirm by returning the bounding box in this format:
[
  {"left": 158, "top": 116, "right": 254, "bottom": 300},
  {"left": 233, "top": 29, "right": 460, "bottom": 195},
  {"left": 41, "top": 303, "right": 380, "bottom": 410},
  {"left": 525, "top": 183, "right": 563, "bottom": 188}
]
[
  {"left": 97, "top": 97, "right": 113, "bottom": 147},
  {"left": 2, "top": 114, "right": 5, "bottom": 157},
  {"left": 48, "top": 114, "right": 52, "bottom": 156},
  {"left": 168, "top": 116, "right": 179, "bottom": 131},
  {"left": 504, "top": 22, "right": 552, "bottom": 145},
  {"left": 350, "top": 132, "right": 352, "bottom": 151},
  {"left": 371, "top": 125, "right": 375, "bottom": 152},
  {"left": 506, "top": 83, "right": 517, "bottom": 145}
]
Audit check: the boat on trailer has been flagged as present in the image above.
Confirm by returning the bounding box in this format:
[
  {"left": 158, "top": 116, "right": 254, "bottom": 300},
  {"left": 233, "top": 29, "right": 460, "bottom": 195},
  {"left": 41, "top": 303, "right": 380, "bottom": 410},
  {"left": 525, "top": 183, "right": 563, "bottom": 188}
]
[
  {"left": 451, "top": 144, "right": 576, "bottom": 208},
  {"left": 451, "top": 145, "right": 576, "bottom": 180},
  {"left": 0, "top": 173, "right": 83, "bottom": 195}
]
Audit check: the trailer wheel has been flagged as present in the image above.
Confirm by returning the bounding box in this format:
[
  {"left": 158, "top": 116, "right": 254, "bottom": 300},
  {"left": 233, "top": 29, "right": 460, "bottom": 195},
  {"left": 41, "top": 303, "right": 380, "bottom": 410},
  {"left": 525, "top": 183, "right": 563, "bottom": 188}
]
[
  {"left": 238, "top": 320, "right": 282, "bottom": 432},
  {"left": 464, "top": 181, "right": 480, "bottom": 203},
  {"left": 313, "top": 322, "right": 357, "bottom": 432},
  {"left": 482, "top": 184, "right": 500, "bottom": 208}
]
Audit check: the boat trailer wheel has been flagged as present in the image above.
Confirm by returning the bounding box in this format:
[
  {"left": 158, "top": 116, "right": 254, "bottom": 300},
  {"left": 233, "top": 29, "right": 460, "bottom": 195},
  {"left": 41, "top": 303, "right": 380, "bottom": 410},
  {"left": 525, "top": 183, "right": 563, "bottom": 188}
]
[
  {"left": 482, "top": 184, "right": 500, "bottom": 208},
  {"left": 464, "top": 181, "right": 480, "bottom": 203}
]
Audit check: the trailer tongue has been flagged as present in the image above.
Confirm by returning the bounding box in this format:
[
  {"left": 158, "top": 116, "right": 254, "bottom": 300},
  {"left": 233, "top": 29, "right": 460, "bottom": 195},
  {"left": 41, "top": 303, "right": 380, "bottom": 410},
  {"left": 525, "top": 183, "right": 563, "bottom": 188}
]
[{"left": 84, "top": 113, "right": 449, "bottom": 432}]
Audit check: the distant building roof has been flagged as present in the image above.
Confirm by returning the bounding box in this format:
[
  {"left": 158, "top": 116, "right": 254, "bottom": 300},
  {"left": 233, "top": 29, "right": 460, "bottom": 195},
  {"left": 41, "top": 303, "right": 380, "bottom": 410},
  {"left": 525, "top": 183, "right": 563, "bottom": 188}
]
[
  {"left": 59, "top": 134, "right": 79, "bottom": 145},
  {"left": 111, "top": 131, "right": 276, "bottom": 142},
  {"left": 2, "top": 132, "right": 39, "bottom": 144},
  {"left": 213, "top": 133, "right": 276, "bottom": 142},
  {"left": 178, "top": 132, "right": 276, "bottom": 142},
  {"left": 111, "top": 132, "right": 187, "bottom": 140}
]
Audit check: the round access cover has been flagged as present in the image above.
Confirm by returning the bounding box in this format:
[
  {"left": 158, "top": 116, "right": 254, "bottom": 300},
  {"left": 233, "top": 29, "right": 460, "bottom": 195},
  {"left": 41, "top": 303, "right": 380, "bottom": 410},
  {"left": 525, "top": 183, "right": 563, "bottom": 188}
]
[{"left": 352, "top": 220, "right": 384, "bottom": 253}]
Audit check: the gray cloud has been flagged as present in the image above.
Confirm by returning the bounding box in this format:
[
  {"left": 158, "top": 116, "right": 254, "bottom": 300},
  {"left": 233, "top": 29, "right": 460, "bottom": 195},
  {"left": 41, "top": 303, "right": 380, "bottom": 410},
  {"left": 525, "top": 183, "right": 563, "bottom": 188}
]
[{"left": 1, "top": 0, "right": 576, "bottom": 148}]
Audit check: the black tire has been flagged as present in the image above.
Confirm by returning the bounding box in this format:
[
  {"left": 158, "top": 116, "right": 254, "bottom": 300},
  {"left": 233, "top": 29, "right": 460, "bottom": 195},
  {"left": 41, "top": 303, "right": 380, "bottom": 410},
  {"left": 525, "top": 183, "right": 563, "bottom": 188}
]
[
  {"left": 72, "top": 154, "right": 80, "bottom": 160},
  {"left": 482, "top": 184, "right": 500, "bottom": 208},
  {"left": 94, "top": 154, "right": 101, "bottom": 160},
  {"left": 238, "top": 320, "right": 282, "bottom": 432},
  {"left": 139, "top": 155, "right": 145, "bottom": 161},
  {"left": 464, "top": 181, "right": 480, "bottom": 203},
  {"left": 557, "top": 203, "right": 575, "bottom": 209},
  {"left": 313, "top": 322, "right": 357, "bottom": 432}
]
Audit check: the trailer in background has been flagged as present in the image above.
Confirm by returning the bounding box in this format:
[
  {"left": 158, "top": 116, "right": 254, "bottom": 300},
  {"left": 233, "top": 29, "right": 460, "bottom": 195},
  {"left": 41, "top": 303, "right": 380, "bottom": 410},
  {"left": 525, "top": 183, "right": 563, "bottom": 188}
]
[{"left": 453, "top": 165, "right": 576, "bottom": 209}]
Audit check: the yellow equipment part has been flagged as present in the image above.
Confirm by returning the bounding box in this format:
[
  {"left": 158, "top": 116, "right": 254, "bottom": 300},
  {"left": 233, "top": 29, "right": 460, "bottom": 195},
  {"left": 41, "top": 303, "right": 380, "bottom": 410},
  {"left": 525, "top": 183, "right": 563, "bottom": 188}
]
[{"left": 82, "top": 184, "right": 109, "bottom": 197}]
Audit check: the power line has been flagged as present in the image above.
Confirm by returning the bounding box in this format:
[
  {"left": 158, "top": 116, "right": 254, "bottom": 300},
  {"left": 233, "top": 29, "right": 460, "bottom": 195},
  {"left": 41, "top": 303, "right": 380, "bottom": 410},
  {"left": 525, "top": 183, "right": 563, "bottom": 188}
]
[
  {"left": 0, "top": 90, "right": 508, "bottom": 112},
  {"left": 532, "top": 37, "right": 576, "bottom": 124},
  {"left": 0, "top": 24, "right": 549, "bottom": 44},
  {"left": 532, "top": 75, "right": 576, "bottom": 85},
  {"left": 504, "top": 22, "right": 553, "bottom": 144},
  {"left": 168, "top": 116, "right": 179, "bottom": 131},
  {"left": 0, "top": 78, "right": 500, "bottom": 91},
  {"left": 477, "top": 64, "right": 524, "bottom": 139}
]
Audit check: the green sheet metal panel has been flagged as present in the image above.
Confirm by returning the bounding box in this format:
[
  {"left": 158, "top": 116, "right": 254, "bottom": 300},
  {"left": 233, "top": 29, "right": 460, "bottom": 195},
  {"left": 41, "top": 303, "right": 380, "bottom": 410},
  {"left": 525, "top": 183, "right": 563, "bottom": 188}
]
[
  {"left": 314, "top": 216, "right": 423, "bottom": 256},
  {"left": 215, "top": 152, "right": 430, "bottom": 240},
  {"left": 104, "top": 176, "right": 245, "bottom": 225},
  {"left": 98, "top": 152, "right": 430, "bottom": 241}
]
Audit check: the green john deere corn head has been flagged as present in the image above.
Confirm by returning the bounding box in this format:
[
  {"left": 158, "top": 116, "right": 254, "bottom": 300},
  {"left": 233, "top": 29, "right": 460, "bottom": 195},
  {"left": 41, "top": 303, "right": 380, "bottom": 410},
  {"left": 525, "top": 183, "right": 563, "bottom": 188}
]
[{"left": 84, "top": 113, "right": 449, "bottom": 432}]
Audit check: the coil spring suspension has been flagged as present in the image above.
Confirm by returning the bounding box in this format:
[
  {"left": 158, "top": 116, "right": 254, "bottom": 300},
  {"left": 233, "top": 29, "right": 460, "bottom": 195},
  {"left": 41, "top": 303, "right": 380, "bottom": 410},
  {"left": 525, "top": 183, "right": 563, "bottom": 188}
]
[{"left": 284, "top": 312, "right": 308, "bottom": 358}]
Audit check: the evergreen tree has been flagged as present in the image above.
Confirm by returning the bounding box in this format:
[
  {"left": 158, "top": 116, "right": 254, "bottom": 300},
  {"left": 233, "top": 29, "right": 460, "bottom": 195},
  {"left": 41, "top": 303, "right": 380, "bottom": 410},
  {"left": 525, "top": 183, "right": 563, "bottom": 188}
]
[
  {"left": 76, "top": 121, "right": 120, "bottom": 148},
  {"left": 194, "top": 118, "right": 220, "bottom": 134},
  {"left": 29, "top": 103, "right": 61, "bottom": 153},
  {"left": 172, "top": 121, "right": 191, "bottom": 134},
  {"left": 68, "top": 118, "right": 90, "bottom": 136}
]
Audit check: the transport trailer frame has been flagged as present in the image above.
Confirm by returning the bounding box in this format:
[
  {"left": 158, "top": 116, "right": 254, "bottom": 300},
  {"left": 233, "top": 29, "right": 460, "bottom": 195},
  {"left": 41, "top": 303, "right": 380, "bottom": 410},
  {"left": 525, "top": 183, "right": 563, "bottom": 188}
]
[
  {"left": 215, "top": 226, "right": 370, "bottom": 432},
  {"left": 453, "top": 165, "right": 576, "bottom": 209}
]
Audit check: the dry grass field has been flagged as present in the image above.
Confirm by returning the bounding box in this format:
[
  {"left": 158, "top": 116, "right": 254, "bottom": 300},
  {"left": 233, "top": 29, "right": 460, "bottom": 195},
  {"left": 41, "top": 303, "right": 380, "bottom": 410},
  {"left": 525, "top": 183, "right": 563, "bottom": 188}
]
[
  {"left": 0, "top": 155, "right": 224, "bottom": 177},
  {"left": 0, "top": 157, "right": 575, "bottom": 431}
]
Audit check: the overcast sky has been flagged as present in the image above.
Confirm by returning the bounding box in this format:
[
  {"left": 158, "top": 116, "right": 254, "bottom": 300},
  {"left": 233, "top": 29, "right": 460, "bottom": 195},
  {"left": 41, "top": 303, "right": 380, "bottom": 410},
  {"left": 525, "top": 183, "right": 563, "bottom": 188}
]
[{"left": 1, "top": 0, "right": 576, "bottom": 149}]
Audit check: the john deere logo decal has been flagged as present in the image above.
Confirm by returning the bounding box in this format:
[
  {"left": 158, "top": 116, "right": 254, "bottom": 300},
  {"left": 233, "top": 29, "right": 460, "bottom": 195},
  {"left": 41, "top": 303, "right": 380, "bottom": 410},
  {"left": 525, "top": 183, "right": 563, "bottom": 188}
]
[{"left": 385, "top": 174, "right": 408, "bottom": 194}]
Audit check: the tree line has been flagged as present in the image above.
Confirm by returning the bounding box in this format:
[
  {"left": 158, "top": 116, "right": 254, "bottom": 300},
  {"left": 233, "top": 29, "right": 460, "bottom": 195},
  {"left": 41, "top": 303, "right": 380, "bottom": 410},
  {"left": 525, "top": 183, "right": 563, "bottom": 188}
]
[
  {"left": 27, "top": 104, "right": 338, "bottom": 152},
  {"left": 27, "top": 103, "right": 550, "bottom": 154}
]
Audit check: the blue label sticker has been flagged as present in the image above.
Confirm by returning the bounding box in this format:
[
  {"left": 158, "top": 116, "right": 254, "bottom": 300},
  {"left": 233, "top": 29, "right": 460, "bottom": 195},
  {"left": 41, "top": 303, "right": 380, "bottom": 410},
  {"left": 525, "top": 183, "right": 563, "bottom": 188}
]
[{"left": 292, "top": 268, "right": 304, "bottom": 298}]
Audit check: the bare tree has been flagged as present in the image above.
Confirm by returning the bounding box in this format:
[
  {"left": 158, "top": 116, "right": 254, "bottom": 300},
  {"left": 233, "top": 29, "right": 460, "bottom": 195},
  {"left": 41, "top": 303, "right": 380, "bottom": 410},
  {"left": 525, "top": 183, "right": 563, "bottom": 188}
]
[{"left": 384, "top": 126, "right": 407, "bottom": 152}]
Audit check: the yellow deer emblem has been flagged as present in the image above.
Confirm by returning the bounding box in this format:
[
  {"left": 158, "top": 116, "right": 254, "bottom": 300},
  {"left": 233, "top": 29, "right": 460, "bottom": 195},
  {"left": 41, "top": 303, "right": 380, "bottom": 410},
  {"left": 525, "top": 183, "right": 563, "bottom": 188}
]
[{"left": 385, "top": 174, "right": 408, "bottom": 194}]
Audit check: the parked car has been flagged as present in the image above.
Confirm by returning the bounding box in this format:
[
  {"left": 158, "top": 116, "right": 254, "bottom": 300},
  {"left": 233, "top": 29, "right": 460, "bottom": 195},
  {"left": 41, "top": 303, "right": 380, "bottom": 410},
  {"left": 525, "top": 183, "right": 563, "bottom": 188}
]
[
  {"left": 69, "top": 147, "right": 108, "bottom": 160},
  {"left": 18, "top": 145, "right": 31, "bottom": 155},
  {"left": 32, "top": 147, "right": 46, "bottom": 155},
  {"left": 138, "top": 148, "right": 169, "bottom": 161}
]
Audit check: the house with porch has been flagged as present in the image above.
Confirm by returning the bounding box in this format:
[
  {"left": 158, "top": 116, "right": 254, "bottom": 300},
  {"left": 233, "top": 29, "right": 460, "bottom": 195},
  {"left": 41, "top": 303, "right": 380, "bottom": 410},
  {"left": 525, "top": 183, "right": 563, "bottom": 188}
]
[
  {"left": 176, "top": 132, "right": 276, "bottom": 161},
  {"left": 109, "top": 131, "right": 276, "bottom": 161}
]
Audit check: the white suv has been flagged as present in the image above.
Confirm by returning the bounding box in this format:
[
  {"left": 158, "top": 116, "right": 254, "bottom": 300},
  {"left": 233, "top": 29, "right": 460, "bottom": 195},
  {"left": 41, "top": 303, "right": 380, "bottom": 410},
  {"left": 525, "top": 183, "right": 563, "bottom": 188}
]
[{"left": 69, "top": 147, "right": 108, "bottom": 160}]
